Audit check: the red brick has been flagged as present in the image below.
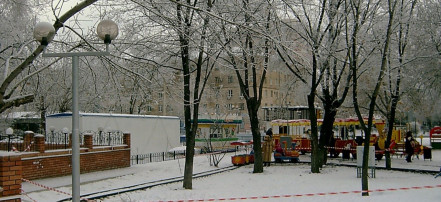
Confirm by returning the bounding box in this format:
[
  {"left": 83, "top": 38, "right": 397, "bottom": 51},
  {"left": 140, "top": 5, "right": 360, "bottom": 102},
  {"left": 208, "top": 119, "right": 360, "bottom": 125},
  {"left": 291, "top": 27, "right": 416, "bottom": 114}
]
[
  {"left": 2, "top": 189, "right": 21, "bottom": 196},
  {"left": 9, "top": 184, "right": 21, "bottom": 190},
  {"left": 0, "top": 171, "right": 15, "bottom": 177},
  {"left": 9, "top": 175, "right": 21, "bottom": 181},
  {"left": 0, "top": 162, "right": 15, "bottom": 167},
  {"left": 8, "top": 156, "right": 21, "bottom": 162},
  {"left": 0, "top": 166, "right": 11, "bottom": 172},
  {"left": 1, "top": 180, "right": 16, "bottom": 186},
  {"left": 10, "top": 166, "right": 21, "bottom": 171}
]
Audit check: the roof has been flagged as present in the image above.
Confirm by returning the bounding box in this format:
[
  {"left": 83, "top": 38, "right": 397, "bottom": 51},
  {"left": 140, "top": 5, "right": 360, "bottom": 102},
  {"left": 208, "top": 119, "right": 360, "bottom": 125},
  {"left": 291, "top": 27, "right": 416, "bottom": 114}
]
[
  {"left": 46, "top": 112, "right": 179, "bottom": 120},
  {"left": 197, "top": 119, "right": 242, "bottom": 124}
]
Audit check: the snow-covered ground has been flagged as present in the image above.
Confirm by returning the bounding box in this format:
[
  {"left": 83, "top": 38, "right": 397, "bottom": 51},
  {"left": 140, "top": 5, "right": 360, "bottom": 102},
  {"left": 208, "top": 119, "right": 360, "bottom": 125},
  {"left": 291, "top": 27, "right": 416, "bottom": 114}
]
[{"left": 21, "top": 138, "right": 441, "bottom": 202}]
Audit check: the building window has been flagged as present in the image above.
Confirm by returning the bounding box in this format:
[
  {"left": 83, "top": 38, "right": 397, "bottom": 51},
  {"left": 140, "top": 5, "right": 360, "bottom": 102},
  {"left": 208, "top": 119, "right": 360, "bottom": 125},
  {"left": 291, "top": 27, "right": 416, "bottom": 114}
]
[
  {"left": 227, "top": 89, "right": 233, "bottom": 99},
  {"left": 228, "top": 76, "right": 233, "bottom": 83},
  {"left": 215, "top": 104, "right": 220, "bottom": 109},
  {"left": 166, "top": 105, "right": 173, "bottom": 112},
  {"left": 239, "top": 103, "right": 245, "bottom": 110},
  {"left": 158, "top": 92, "right": 163, "bottom": 99},
  {"left": 227, "top": 104, "right": 233, "bottom": 110},
  {"left": 158, "top": 105, "right": 163, "bottom": 112},
  {"left": 147, "top": 105, "right": 152, "bottom": 112},
  {"left": 215, "top": 77, "right": 222, "bottom": 84}
]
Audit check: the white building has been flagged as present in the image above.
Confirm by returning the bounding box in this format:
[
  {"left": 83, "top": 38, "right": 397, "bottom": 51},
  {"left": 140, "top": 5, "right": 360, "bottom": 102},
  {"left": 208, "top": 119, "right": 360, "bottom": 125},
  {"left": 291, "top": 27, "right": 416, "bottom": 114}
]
[{"left": 45, "top": 112, "right": 180, "bottom": 155}]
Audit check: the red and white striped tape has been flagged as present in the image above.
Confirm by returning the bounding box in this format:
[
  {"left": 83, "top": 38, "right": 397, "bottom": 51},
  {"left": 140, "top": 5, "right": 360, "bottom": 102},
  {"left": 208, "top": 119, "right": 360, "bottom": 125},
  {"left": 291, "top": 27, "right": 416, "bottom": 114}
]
[
  {"left": 149, "top": 184, "right": 441, "bottom": 202},
  {"left": 22, "top": 178, "right": 91, "bottom": 201},
  {"left": 293, "top": 146, "right": 395, "bottom": 152},
  {"left": 21, "top": 188, "right": 37, "bottom": 202},
  {"left": 23, "top": 141, "right": 34, "bottom": 152}
]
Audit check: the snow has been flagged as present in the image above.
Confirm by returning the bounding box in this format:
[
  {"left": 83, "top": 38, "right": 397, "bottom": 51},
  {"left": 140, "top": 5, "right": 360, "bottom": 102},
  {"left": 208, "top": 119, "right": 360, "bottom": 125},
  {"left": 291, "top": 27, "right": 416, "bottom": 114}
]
[{"left": 21, "top": 138, "right": 441, "bottom": 202}]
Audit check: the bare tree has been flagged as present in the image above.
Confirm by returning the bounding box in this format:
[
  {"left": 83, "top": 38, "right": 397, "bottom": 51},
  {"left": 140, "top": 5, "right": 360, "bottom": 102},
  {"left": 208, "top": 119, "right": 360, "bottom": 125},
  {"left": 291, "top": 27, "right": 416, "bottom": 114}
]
[
  {"left": 348, "top": 0, "right": 397, "bottom": 196},
  {"left": 0, "top": 0, "right": 99, "bottom": 113},
  {"left": 375, "top": 0, "right": 417, "bottom": 169},
  {"left": 273, "top": 0, "right": 348, "bottom": 173},
  {"left": 215, "top": 0, "right": 274, "bottom": 173}
]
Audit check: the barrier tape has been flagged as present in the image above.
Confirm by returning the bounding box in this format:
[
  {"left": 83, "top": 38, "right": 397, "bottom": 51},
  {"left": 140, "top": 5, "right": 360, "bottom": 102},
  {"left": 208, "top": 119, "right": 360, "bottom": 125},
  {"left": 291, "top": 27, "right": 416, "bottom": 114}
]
[
  {"left": 292, "top": 146, "right": 396, "bottom": 152},
  {"left": 22, "top": 178, "right": 91, "bottom": 201},
  {"left": 23, "top": 141, "right": 34, "bottom": 152},
  {"left": 149, "top": 184, "right": 441, "bottom": 202},
  {"left": 21, "top": 188, "right": 37, "bottom": 202}
]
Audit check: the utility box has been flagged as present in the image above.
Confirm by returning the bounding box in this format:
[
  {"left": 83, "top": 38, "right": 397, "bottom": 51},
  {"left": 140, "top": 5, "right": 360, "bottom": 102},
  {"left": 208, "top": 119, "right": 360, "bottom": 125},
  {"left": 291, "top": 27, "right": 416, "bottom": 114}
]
[
  {"left": 423, "top": 146, "right": 432, "bottom": 161},
  {"left": 46, "top": 112, "right": 180, "bottom": 155},
  {"left": 356, "top": 146, "right": 375, "bottom": 178}
]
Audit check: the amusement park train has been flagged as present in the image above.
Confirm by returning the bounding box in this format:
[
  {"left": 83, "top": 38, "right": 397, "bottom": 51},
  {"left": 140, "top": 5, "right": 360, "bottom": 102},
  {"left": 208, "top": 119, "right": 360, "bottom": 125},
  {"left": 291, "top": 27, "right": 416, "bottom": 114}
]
[
  {"left": 269, "top": 118, "right": 407, "bottom": 160},
  {"left": 231, "top": 117, "right": 432, "bottom": 166}
]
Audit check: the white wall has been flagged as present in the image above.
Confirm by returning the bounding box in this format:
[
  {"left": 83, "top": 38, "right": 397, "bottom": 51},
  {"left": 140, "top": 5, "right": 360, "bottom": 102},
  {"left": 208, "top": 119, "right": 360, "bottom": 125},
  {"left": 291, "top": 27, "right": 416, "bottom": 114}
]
[{"left": 46, "top": 113, "right": 180, "bottom": 155}]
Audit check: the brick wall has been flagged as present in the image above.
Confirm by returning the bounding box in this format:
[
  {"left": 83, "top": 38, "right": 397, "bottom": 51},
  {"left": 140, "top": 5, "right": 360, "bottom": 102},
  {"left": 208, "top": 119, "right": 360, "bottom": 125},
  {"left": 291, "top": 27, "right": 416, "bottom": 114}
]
[
  {"left": 0, "top": 133, "right": 131, "bottom": 200},
  {"left": 21, "top": 146, "right": 130, "bottom": 180},
  {"left": 0, "top": 152, "right": 22, "bottom": 201}
]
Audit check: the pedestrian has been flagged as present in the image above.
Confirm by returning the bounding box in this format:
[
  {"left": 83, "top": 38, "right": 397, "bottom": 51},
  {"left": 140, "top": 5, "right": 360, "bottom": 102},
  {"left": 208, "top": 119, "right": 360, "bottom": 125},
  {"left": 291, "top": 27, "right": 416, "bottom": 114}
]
[
  {"left": 266, "top": 128, "right": 273, "bottom": 138},
  {"left": 405, "top": 131, "right": 416, "bottom": 163}
]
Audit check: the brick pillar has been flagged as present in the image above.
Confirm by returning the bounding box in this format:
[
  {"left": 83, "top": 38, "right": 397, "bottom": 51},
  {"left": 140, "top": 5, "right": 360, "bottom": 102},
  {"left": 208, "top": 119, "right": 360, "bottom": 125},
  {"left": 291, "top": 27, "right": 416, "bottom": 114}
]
[
  {"left": 123, "top": 133, "right": 131, "bottom": 148},
  {"left": 84, "top": 133, "right": 93, "bottom": 149},
  {"left": 0, "top": 152, "right": 22, "bottom": 201},
  {"left": 23, "top": 131, "right": 34, "bottom": 152},
  {"left": 34, "top": 134, "right": 45, "bottom": 153},
  {"left": 69, "top": 133, "right": 72, "bottom": 148}
]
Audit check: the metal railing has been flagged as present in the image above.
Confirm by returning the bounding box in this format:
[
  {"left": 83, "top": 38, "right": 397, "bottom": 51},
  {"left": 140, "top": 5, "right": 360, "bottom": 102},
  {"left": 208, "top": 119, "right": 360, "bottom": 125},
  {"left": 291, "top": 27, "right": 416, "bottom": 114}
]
[
  {"left": 130, "top": 148, "right": 236, "bottom": 165},
  {"left": 0, "top": 133, "right": 24, "bottom": 151},
  {"left": 0, "top": 130, "right": 125, "bottom": 152},
  {"left": 91, "top": 130, "right": 124, "bottom": 146},
  {"left": 45, "top": 131, "right": 71, "bottom": 150},
  {"left": 131, "top": 150, "right": 187, "bottom": 165}
]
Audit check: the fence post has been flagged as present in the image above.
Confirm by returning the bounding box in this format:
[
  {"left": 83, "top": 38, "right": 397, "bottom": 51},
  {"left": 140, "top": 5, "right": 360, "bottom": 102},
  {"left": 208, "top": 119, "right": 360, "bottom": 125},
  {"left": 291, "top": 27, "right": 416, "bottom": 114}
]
[
  {"left": 68, "top": 133, "right": 72, "bottom": 149},
  {"left": 0, "top": 152, "right": 22, "bottom": 201},
  {"left": 123, "top": 133, "right": 131, "bottom": 148},
  {"left": 84, "top": 133, "right": 93, "bottom": 149},
  {"left": 35, "top": 134, "right": 45, "bottom": 153},
  {"left": 24, "top": 131, "right": 34, "bottom": 152}
]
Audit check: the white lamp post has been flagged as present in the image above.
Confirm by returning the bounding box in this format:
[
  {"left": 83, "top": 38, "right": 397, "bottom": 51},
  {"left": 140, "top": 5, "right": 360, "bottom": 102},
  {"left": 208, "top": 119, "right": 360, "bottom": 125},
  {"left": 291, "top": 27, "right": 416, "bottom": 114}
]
[
  {"left": 6, "top": 128, "right": 13, "bottom": 152},
  {"left": 34, "top": 20, "right": 118, "bottom": 202},
  {"left": 62, "top": 127, "right": 69, "bottom": 149}
]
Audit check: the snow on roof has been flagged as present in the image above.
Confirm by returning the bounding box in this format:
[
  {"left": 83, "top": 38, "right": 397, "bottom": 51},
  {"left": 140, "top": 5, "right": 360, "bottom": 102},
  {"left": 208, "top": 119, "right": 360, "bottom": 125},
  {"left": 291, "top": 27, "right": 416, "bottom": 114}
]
[
  {"left": 1, "top": 111, "right": 40, "bottom": 119},
  {"left": 46, "top": 112, "right": 179, "bottom": 120}
]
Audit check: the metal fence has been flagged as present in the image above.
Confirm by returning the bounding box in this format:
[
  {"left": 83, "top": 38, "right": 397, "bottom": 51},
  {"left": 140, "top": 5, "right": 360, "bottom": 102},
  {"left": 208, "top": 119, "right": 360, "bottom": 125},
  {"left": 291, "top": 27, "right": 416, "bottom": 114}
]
[
  {"left": 131, "top": 150, "right": 187, "bottom": 165},
  {"left": 0, "top": 130, "right": 125, "bottom": 152},
  {"left": 130, "top": 149, "right": 237, "bottom": 165},
  {"left": 90, "top": 130, "right": 124, "bottom": 146},
  {"left": 45, "top": 131, "right": 72, "bottom": 150},
  {"left": 0, "top": 133, "right": 24, "bottom": 151}
]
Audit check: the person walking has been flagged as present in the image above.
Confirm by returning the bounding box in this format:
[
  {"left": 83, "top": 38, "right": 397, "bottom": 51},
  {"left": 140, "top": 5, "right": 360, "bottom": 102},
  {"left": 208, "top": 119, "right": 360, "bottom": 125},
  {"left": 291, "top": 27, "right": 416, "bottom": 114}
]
[{"left": 405, "top": 131, "right": 416, "bottom": 163}]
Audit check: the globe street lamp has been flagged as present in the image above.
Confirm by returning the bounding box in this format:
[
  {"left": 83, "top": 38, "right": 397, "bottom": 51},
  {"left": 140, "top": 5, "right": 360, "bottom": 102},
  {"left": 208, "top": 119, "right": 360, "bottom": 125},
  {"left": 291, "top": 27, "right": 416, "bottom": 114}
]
[
  {"left": 6, "top": 127, "right": 13, "bottom": 152},
  {"left": 34, "top": 20, "right": 118, "bottom": 202},
  {"left": 62, "top": 127, "right": 69, "bottom": 149}
]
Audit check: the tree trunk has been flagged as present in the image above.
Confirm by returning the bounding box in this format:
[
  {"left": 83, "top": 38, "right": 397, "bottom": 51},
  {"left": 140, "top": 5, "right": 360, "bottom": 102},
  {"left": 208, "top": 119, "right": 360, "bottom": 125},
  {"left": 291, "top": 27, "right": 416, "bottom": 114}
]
[
  {"left": 248, "top": 98, "right": 263, "bottom": 173},
  {"left": 318, "top": 104, "right": 337, "bottom": 166},
  {"left": 385, "top": 96, "right": 399, "bottom": 169},
  {"left": 308, "top": 93, "right": 320, "bottom": 173}
]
